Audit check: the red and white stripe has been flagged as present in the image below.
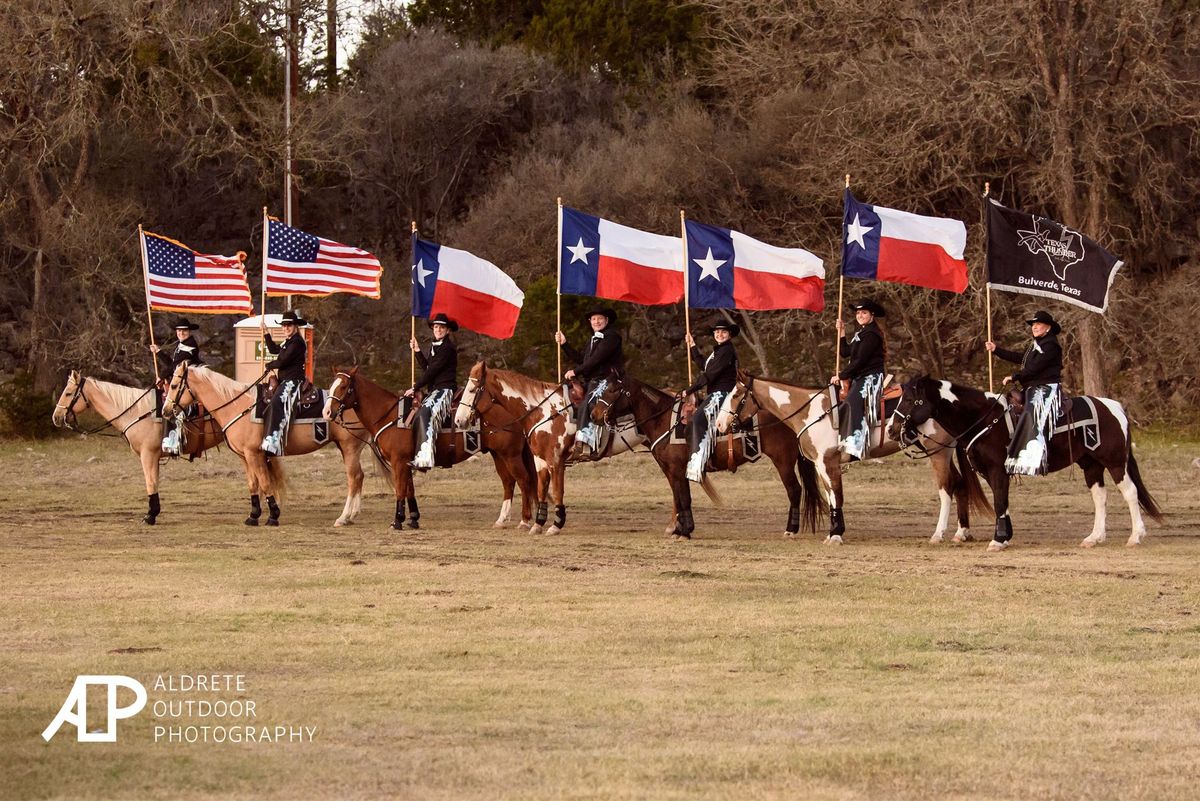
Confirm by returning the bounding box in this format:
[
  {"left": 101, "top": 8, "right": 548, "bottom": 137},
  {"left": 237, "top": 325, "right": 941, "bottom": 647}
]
[
  {"left": 596, "top": 218, "right": 682, "bottom": 305},
  {"left": 265, "top": 238, "right": 382, "bottom": 298},
  {"left": 147, "top": 254, "right": 253, "bottom": 314}
]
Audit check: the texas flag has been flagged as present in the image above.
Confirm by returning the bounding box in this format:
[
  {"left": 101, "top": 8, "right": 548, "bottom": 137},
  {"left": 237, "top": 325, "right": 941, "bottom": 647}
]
[
  {"left": 841, "top": 190, "right": 968, "bottom": 293},
  {"left": 559, "top": 206, "right": 683, "bottom": 306},
  {"left": 412, "top": 239, "right": 524, "bottom": 339},
  {"left": 686, "top": 220, "right": 825, "bottom": 311}
]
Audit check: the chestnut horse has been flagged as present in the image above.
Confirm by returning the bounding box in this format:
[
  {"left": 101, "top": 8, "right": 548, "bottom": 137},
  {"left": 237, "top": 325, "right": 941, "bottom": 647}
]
[
  {"left": 163, "top": 363, "right": 366, "bottom": 527},
  {"left": 717, "top": 370, "right": 990, "bottom": 545},
  {"left": 52, "top": 370, "right": 223, "bottom": 524},
  {"left": 589, "top": 372, "right": 822, "bottom": 540},
  {"left": 323, "top": 367, "right": 538, "bottom": 530},
  {"left": 889, "top": 375, "right": 1162, "bottom": 551},
  {"left": 454, "top": 362, "right": 574, "bottom": 535}
]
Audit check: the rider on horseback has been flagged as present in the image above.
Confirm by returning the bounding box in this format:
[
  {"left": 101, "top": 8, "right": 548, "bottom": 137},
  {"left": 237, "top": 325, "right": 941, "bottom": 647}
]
[
  {"left": 682, "top": 321, "right": 740, "bottom": 483},
  {"left": 833, "top": 299, "right": 886, "bottom": 461},
  {"left": 151, "top": 317, "right": 203, "bottom": 455},
  {"left": 986, "top": 309, "right": 1064, "bottom": 476},
  {"left": 260, "top": 309, "right": 308, "bottom": 456},
  {"left": 406, "top": 312, "right": 458, "bottom": 470},
  {"left": 556, "top": 307, "right": 623, "bottom": 459}
]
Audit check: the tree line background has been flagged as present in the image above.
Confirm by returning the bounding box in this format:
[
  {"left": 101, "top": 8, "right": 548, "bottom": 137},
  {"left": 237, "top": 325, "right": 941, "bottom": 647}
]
[{"left": 2, "top": 0, "right": 1198, "bottom": 435}]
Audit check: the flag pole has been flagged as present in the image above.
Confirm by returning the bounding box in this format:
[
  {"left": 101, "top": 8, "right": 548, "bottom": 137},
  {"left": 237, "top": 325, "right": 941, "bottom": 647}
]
[
  {"left": 138, "top": 225, "right": 161, "bottom": 385},
  {"left": 835, "top": 174, "right": 850, "bottom": 379},
  {"left": 410, "top": 220, "right": 418, "bottom": 388},
  {"left": 680, "top": 209, "right": 692, "bottom": 386},
  {"left": 260, "top": 207, "right": 269, "bottom": 350},
  {"left": 556, "top": 197, "right": 563, "bottom": 381},
  {"left": 983, "top": 182, "right": 994, "bottom": 393}
]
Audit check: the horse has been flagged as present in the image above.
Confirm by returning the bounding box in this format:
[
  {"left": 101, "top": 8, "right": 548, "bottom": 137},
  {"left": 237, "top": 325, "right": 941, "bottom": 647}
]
[
  {"left": 715, "top": 370, "right": 990, "bottom": 544},
  {"left": 588, "top": 372, "right": 822, "bottom": 540},
  {"left": 162, "top": 362, "right": 366, "bottom": 527},
  {"left": 323, "top": 367, "right": 539, "bottom": 530},
  {"left": 888, "top": 375, "right": 1163, "bottom": 551},
  {"left": 52, "top": 370, "right": 224, "bottom": 524},
  {"left": 454, "top": 361, "right": 574, "bottom": 535}
]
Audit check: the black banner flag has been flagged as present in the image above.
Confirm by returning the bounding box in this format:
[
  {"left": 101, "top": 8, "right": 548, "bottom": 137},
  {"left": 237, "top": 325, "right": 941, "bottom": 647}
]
[{"left": 986, "top": 199, "right": 1123, "bottom": 314}]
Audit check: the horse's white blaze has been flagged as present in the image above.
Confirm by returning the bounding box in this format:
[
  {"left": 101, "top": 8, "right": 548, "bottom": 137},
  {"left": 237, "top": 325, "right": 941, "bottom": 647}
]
[
  {"left": 454, "top": 379, "right": 479, "bottom": 427},
  {"left": 937, "top": 380, "right": 958, "bottom": 404},
  {"left": 767, "top": 386, "right": 792, "bottom": 408},
  {"left": 323, "top": 376, "right": 343, "bottom": 421},
  {"left": 715, "top": 392, "right": 737, "bottom": 433},
  {"left": 1082, "top": 482, "right": 1108, "bottom": 545}
]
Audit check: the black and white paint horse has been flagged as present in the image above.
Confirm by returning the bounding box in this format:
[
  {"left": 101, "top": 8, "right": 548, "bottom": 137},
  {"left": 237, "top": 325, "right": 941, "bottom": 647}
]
[{"left": 889, "top": 376, "right": 1163, "bottom": 551}]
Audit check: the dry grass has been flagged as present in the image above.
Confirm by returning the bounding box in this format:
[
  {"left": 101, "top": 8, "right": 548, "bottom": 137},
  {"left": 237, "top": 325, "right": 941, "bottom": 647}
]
[{"left": 2, "top": 433, "right": 1199, "bottom": 800}]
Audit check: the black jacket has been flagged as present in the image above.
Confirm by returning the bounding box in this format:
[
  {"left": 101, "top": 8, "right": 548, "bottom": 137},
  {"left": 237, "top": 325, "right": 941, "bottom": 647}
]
[
  {"left": 414, "top": 337, "right": 458, "bottom": 392},
  {"left": 264, "top": 332, "right": 307, "bottom": 383},
  {"left": 995, "top": 334, "right": 1062, "bottom": 386},
  {"left": 838, "top": 321, "right": 885, "bottom": 381},
  {"left": 563, "top": 328, "right": 624, "bottom": 381},
  {"left": 686, "top": 340, "right": 738, "bottom": 395},
  {"left": 156, "top": 336, "right": 202, "bottom": 373}
]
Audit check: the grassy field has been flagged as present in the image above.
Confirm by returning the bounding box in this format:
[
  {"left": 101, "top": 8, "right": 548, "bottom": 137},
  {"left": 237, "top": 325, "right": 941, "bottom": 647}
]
[{"left": 2, "top": 433, "right": 1199, "bottom": 800}]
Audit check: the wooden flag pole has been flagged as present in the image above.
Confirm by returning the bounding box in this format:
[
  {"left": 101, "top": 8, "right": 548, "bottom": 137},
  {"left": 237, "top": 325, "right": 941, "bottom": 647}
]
[
  {"left": 680, "top": 209, "right": 693, "bottom": 386},
  {"left": 410, "top": 221, "right": 418, "bottom": 388},
  {"left": 138, "top": 225, "right": 161, "bottom": 385},
  {"left": 983, "top": 182, "right": 994, "bottom": 393},
  {"left": 556, "top": 197, "right": 563, "bottom": 381},
  {"left": 260, "top": 207, "right": 269, "bottom": 350},
  {"left": 835, "top": 174, "right": 850, "bottom": 379}
]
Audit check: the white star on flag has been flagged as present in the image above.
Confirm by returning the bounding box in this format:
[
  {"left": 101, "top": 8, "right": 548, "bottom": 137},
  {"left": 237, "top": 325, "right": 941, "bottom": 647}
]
[
  {"left": 413, "top": 258, "right": 433, "bottom": 287},
  {"left": 846, "top": 214, "right": 873, "bottom": 249},
  {"left": 566, "top": 237, "right": 594, "bottom": 265},
  {"left": 693, "top": 248, "right": 726, "bottom": 282}
]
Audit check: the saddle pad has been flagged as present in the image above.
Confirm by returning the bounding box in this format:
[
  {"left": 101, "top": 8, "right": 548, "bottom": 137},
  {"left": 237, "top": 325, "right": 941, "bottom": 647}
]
[
  {"left": 1052, "top": 396, "right": 1101, "bottom": 450},
  {"left": 253, "top": 385, "right": 329, "bottom": 425}
]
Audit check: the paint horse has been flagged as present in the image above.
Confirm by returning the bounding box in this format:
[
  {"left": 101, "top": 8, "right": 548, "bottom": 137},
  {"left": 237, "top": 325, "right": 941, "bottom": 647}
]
[
  {"left": 589, "top": 372, "right": 822, "bottom": 539},
  {"left": 52, "top": 370, "right": 224, "bottom": 524},
  {"left": 454, "top": 362, "right": 575, "bottom": 535},
  {"left": 163, "top": 363, "right": 367, "bottom": 527},
  {"left": 889, "top": 376, "right": 1162, "bottom": 551},
  {"left": 716, "top": 370, "right": 990, "bottom": 544},
  {"left": 323, "top": 367, "right": 538, "bottom": 530}
]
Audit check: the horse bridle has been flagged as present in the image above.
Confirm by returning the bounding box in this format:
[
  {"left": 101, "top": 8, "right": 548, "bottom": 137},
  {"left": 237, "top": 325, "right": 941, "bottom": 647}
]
[
  {"left": 55, "top": 375, "right": 89, "bottom": 432},
  {"left": 456, "top": 365, "right": 568, "bottom": 435},
  {"left": 56, "top": 375, "right": 156, "bottom": 437},
  {"left": 889, "top": 384, "right": 1007, "bottom": 460}
]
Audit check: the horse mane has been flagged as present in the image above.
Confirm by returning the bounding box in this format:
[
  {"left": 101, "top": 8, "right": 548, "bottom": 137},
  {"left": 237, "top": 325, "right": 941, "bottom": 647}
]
[
  {"left": 84, "top": 376, "right": 153, "bottom": 411},
  {"left": 488, "top": 366, "right": 557, "bottom": 392},
  {"left": 187, "top": 365, "right": 250, "bottom": 397}
]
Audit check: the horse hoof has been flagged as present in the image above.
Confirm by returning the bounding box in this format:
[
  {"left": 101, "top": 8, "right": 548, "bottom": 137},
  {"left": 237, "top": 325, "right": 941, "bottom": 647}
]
[
  {"left": 672, "top": 532, "right": 691, "bottom": 541},
  {"left": 517, "top": 521, "right": 531, "bottom": 531},
  {"left": 952, "top": 529, "right": 973, "bottom": 543},
  {"left": 143, "top": 516, "right": 157, "bottom": 526},
  {"left": 545, "top": 525, "right": 562, "bottom": 536},
  {"left": 823, "top": 535, "right": 843, "bottom": 545},
  {"left": 986, "top": 540, "right": 1009, "bottom": 552},
  {"left": 929, "top": 533, "right": 944, "bottom": 544},
  {"left": 1125, "top": 539, "right": 1142, "bottom": 548},
  {"left": 529, "top": 524, "right": 543, "bottom": 535},
  {"left": 408, "top": 520, "right": 420, "bottom": 530},
  {"left": 784, "top": 531, "right": 796, "bottom": 538},
  {"left": 334, "top": 519, "right": 347, "bottom": 528},
  {"left": 1080, "top": 538, "right": 1100, "bottom": 549},
  {"left": 493, "top": 521, "right": 508, "bottom": 529},
  {"left": 265, "top": 518, "right": 279, "bottom": 527},
  {"left": 244, "top": 517, "right": 259, "bottom": 527},
  {"left": 390, "top": 521, "right": 404, "bottom": 531}
]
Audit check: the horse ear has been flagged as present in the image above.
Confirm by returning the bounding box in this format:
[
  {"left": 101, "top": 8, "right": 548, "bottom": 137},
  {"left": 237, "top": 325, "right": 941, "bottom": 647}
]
[{"left": 350, "top": 365, "right": 359, "bottom": 376}]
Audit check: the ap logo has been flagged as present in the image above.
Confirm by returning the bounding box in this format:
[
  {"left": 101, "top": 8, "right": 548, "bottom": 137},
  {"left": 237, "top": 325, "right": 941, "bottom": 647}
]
[{"left": 43, "top": 675, "right": 147, "bottom": 742}]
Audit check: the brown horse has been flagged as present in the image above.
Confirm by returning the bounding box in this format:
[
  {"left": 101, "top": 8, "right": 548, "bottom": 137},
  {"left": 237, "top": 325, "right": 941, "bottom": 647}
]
[
  {"left": 716, "top": 370, "right": 990, "bottom": 544},
  {"left": 323, "top": 367, "right": 538, "bottom": 530},
  {"left": 589, "top": 372, "right": 822, "bottom": 540},
  {"left": 889, "top": 375, "right": 1163, "bottom": 551},
  {"left": 162, "top": 362, "right": 366, "bottom": 527},
  {"left": 52, "top": 370, "right": 224, "bottom": 524},
  {"left": 454, "top": 361, "right": 574, "bottom": 535}
]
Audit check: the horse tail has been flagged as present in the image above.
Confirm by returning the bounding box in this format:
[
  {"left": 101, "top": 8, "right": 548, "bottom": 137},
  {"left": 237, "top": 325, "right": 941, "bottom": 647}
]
[
  {"left": 956, "top": 444, "right": 993, "bottom": 517},
  {"left": 1126, "top": 449, "right": 1164, "bottom": 524},
  {"left": 264, "top": 456, "right": 288, "bottom": 501},
  {"left": 521, "top": 440, "right": 537, "bottom": 481},
  {"left": 796, "top": 455, "right": 824, "bottom": 532},
  {"left": 699, "top": 474, "right": 725, "bottom": 507}
]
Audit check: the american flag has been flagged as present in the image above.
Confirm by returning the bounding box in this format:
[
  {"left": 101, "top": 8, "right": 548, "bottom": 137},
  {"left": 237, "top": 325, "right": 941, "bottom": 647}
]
[
  {"left": 264, "top": 219, "right": 382, "bottom": 298},
  {"left": 143, "top": 230, "right": 253, "bottom": 314}
]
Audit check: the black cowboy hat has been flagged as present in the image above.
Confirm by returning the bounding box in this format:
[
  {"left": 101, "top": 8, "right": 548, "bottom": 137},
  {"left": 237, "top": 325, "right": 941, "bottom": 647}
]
[
  {"left": 711, "top": 321, "right": 740, "bottom": 337},
  {"left": 1025, "top": 310, "right": 1061, "bottom": 336},
  {"left": 428, "top": 312, "right": 460, "bottom": 332},
  {"left": 279, "top": 309, "right": 307, "bottom": 326},
  {"left": 851, "top": 299, "right": 887, "bottom": 318},
  {"left": 171, "top": 318, "right": 199, "bottom": 330},
  {"left": 583, "top": 307, "right": 617, "bottom": 326}
]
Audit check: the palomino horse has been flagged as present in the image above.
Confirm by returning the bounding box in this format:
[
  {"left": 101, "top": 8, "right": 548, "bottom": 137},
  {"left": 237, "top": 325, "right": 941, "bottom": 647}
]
[
  {"left": 589, "top": 372, "right": 822, "bottom": 539},
  {"left": 889, "top": 376, "right": 1163, "bottom": 551},
  {"left": 323, "top": 367, "right": 538, "bottom": 530},
  {"left": 163, "top": 363, "right": 366, "bottom": 527},
  {"left": 454, "top": 361, "right": 574, "bottom": 535},
  {"left": 52, "top": 370, "right": 223, "bottom": 524},
  {"left": 716, "top": 370, "right": 990, "bottom": 544}
]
